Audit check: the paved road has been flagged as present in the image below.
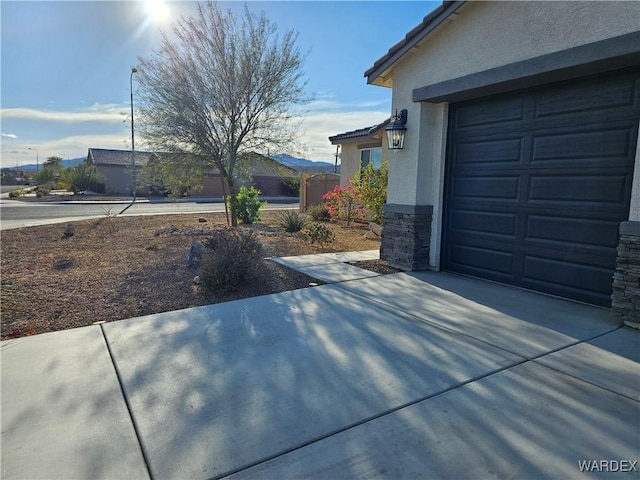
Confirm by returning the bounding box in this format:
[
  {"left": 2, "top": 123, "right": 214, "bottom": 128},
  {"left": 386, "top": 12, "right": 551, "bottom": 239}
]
[{"left": 0, "top": 197, "right": 299, "bottom": 230}]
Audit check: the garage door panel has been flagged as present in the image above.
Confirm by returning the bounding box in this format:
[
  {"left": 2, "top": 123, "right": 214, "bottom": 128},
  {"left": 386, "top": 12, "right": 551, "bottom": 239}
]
[
  {"left": 450, "top": 209, "right": 517, "bottom": 237},
  {"left": 528, "top": 174, "right": 629, "bottom": 205},
  {"left": 526, "top": 215, "right": 620, "bottom": 250},
  {"left": 453, "top": 138, "right": 523, "bottom": 166},
  {"left": 532, "top": 128, "right": 633, "bottom": 162},
  {"left": 522, "top": 256, "right": 615, "bottom": 305},
  {"left": 444, "top": 68, "right": 639, "bottom": 307},
  {"left": 455, "top": 95, "right": 526, "bottom": 129},
  {"left": 448, "top": 245, "right": 514, "bottom": 277},
  {"left": 453, "top": 176, "right": 520, "bottom": 200},
  {"left": 535, "top": 75, "right": 638, "bottom": 119}
]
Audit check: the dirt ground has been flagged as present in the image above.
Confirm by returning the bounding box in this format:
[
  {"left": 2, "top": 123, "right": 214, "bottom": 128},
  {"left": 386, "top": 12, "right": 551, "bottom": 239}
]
[{"left": 1, "top": 210, "right": 399, "bottom": 339}]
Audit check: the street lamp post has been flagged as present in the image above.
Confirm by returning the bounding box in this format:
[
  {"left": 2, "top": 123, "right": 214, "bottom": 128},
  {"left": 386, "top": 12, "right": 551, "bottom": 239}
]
[
  {"left": 27, "top": 147, "right": 39, "bottom": 172},
  {"left": 130, "top": 67, "right": 138, "bottom": 202}
]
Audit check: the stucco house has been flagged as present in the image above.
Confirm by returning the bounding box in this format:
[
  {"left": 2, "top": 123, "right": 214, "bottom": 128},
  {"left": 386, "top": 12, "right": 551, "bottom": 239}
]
[
  {"left": 365, "top": 1, "right": 640, "bottom": 321},
  {"left": 86, "top": 148, "right": 153, "bottom": 194},
  {"left": 86, "top": 148, "right": 298, "bottom": 197},
  {"left": 191, "top": 152, "right": 298, "bottom": 198},
  {"left": 329, "top": 118, "right": 390, "bottom": 185}
]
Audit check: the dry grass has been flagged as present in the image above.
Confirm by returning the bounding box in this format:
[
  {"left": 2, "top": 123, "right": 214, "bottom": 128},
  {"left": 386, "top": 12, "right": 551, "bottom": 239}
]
[{"left": 1, "top": 210, "right": 384, "bottom": 339}]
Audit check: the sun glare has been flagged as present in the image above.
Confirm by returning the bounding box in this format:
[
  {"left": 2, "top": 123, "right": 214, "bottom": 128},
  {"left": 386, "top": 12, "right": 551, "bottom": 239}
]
[{"left": 145, "top": 0, "right": 171, "bottom": 23}]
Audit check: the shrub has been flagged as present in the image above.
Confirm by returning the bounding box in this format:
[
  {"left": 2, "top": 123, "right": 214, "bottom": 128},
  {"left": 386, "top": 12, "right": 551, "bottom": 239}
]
[
  {"left": 8, "top": 188, "right": 25, "bottom": 198},
  {"left": 199, "top": 228, "right": 264, "bottom": 294},
  {"left": 54, "top": 180, "right": 72, "bottom": 191},
  {"left": 304, "top": 223, "right": 336, "bottom": 247},
  {"left": 277, "top": 210, "right": 308, "bottom": 233},
  {"left": 35, "top": 186, "right": 50, "bottom": 198},
  {"left": 307, "top": 203, "right": 331, "bottom": 222},
  {"left": 230, "top": 186, "right": 266, "bottom": 224},
  {"left": 322, "top": 184, "right": 363, "bottom": 226},
  {"left": 349, "top": 161, "right": 388, "bottom": 224}
]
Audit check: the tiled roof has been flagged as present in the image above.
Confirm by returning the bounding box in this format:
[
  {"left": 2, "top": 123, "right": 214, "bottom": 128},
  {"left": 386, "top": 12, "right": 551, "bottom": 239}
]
[
  {"left": 241, "top": 152, "right": 298, "bottom": 177},
  {"left": 87, "top": 148, "right": 297, "bottom": 177},
  {"left": 88, "top": 148, "right": 154, "bottom": 166},
  {"left": 328, "top": 118, "right": 390, "bottom": 144},
  {"left": 364, "top": 1, "right": 465, "bottom": 85}
]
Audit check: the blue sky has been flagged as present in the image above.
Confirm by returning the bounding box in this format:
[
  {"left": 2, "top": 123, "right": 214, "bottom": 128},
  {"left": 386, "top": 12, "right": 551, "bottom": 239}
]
[{"left": 1, "top": 1, "right": 439, "bottom": 168}]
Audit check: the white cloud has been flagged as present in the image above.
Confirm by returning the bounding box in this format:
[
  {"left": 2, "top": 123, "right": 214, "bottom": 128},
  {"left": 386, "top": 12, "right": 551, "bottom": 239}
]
[
  {"left": 1, "top": 104, "right": 125, "bottom": 124},
  {"left": 305, "top": 98, "right": 388, "bottom": 113},
  {"left": 0, "top": 105, "right": 392, "bottom": 167},
  {"left": 1, "top": 133, "right": 18, "bottom": 139},
  {"left": 292, "top": 109, "right": 390, "bottom": 162},
  {"left": 0, "top": 131, "right": 130, "bottom": 168}
]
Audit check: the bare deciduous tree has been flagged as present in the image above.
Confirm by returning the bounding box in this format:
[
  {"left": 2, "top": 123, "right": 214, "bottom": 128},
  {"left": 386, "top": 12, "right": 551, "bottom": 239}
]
[{"left": 136, "top": 1, "right": 307, "bottom": 225}]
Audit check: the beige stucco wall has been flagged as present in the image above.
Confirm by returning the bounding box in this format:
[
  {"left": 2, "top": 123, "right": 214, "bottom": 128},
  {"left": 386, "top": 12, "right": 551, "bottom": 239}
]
[
  {"left": 393, "top": 1, "right": 640, "bottom": 92},
  {"left": 338, "top": 135, "right": 390, "bottom": 186},
  {"left": 383, "top": 0, "right": 640, "bottom": 267},
  {"left": 96, "top": 165, "right": 133, "bottom": 194},
  {"left": 339, "top": 143, "right": 361, "bottom": 186}
]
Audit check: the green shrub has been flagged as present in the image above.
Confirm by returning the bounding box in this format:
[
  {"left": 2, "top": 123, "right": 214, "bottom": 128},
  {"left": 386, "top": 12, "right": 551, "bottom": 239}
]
[
  {"left": 322, "top": 184, "right": 363, "bottom": 226},
  {"left": 199, "top": 228, "right": 264, "bottom": 294},
  {"left": 304, "top": 223, "right": 336, "bottom": 247},
  {"left": 8, "top": 188, "right": 25, "bottom": 198},
  {"left": 277, "top": 210, "right": 308, "bottom": 233},
  {"left": 230, "top": 186, "right": 266, "bottom": 224},
  {"left": 307, "top": 203, "right": 331, "bottom": 222},
  {"left": 350, "top": 161, "right": 388, "bottom": 223},
  {"left": 55, "top": 180, "right": 70, "bottom": 191},
  {"left": 35, "top": 186, "right": 50, "bottom": 198}
]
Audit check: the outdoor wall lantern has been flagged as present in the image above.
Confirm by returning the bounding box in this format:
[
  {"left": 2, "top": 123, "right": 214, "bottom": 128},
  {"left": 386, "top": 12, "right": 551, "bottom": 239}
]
[{"left": 386, "top": 108, "right": 408, "bottom": 150}]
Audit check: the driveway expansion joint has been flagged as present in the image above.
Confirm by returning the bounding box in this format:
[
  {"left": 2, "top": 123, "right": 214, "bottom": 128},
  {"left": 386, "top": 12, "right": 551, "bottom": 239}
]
[
  {"left": 530, "top": 325, "right": 640, "bottom": 402},
  {"left": 99, "top": 324, "right": 155, "bottom": 480},
  {"left": 216, "top": 324, "right": 632, "bottom": 480},
  {"left": 213, "top": 358, "right": 530, "bottom": 480}
]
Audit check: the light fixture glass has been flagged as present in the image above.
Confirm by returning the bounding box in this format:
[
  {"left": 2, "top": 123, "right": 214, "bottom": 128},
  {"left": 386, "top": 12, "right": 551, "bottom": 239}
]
[{"left": 386, "top": 109, "right": 407, "bottom": 150}]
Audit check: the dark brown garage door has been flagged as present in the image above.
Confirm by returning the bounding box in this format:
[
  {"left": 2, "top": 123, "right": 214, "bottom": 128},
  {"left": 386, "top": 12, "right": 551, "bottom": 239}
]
[{"left": 443, "top": 68, "right": 640, "bottom": 306}]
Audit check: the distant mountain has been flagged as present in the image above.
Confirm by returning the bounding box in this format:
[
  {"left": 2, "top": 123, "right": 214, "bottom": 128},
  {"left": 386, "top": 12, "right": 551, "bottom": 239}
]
[
  {"left": 63, "top": 157, "right": 85, "bottom": 168},
  {"left": 272, "top": 154, "right": 338, "bottom": 174},
  {"left": 10, "top": 156, "right": 85, "bottom": 172}
]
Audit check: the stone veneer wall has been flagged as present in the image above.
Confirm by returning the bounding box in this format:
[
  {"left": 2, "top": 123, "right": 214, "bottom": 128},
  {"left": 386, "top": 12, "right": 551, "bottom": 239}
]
[
  {"left": 381, "top": 204, "right": 432, "bottom": 271},
  {"left": 611, "top": 221, "right": 640, "bottom": 329}
]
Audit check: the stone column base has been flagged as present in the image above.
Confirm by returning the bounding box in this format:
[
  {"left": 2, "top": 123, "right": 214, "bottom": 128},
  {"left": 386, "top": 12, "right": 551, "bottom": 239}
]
[
  {"left": 381, "top": 204, "right": 432, "bottom": 271},
  {"left": 611, "top": 221, "right": 640, "bottom": 329}
]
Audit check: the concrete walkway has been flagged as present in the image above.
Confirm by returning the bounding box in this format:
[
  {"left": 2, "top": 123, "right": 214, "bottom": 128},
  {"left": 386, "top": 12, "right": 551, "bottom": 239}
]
[{"left": 1, "top": 252, "right": 638, "bottom": 479}]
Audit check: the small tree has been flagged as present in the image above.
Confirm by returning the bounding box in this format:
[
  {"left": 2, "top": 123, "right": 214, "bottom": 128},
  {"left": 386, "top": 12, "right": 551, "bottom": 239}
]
[
  {"left": 65, "top": 163, "right": 103, "bottom": 192},
  {"left": 137, "top": 1, "right": 307, "bottom": 225},
  {"left": 322, "top": 184, "right": 362, "bottom": 227},
  {"left": 349, "top": 161, "right": 388, "bottom": 223},
  {"left": 34, "top": 156, "right": 64, "bottom": 188},
  {"left": 139, "top": 153, "right": 207, "bottom": 198},
  {"left": 42, "top": 156, "right": 63, "bottom": 170},
  {"left": 229, "top": 186, "right": 266, "bottom": 224}
]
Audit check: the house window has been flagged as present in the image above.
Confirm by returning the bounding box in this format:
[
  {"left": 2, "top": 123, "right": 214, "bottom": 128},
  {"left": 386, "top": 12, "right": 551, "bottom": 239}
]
[{"left": 360, "top": 148, "right": 382, "bottom": 170}]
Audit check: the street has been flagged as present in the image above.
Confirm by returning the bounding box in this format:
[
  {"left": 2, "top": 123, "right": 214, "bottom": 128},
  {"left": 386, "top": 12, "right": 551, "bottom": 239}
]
[{"left": 0, "top": 196, "right": 299, "bottom": 230}]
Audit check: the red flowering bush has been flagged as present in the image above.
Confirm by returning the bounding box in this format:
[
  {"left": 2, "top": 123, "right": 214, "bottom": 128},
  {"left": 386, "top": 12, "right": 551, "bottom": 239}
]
[{"left": 322, "top": 183, "right": 363, "bottom": 226}]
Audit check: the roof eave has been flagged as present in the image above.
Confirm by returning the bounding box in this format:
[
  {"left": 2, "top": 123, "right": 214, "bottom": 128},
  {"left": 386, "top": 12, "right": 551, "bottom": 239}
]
[
  {"left": 329, "top": 118, "right": 391, "bottom": 145},
  {"left": 365, "top": 1, "right": 466, "bottom": 86}
]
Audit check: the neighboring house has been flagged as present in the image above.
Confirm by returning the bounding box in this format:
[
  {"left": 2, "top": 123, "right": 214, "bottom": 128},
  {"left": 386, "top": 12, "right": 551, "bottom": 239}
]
[
  {"left": 86, "top": 148, "right": 153, "bottom": 194},
  {"left": 365, "top": 1, "right": 640, "bottom": 318},
  {"left": 86, "top": 149, "right": 298, "bottom": 197},
  {"left": 192, "top": 152, "right": 299, "bottom": 198},
  {"left": 329, "top": 119, "right": 390, "bottom": 185}
]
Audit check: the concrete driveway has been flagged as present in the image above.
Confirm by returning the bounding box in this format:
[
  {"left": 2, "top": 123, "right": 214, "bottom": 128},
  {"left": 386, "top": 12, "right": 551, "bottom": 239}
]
[{"left": 2, "top": 254, "right": 638, "bottom": 479}]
